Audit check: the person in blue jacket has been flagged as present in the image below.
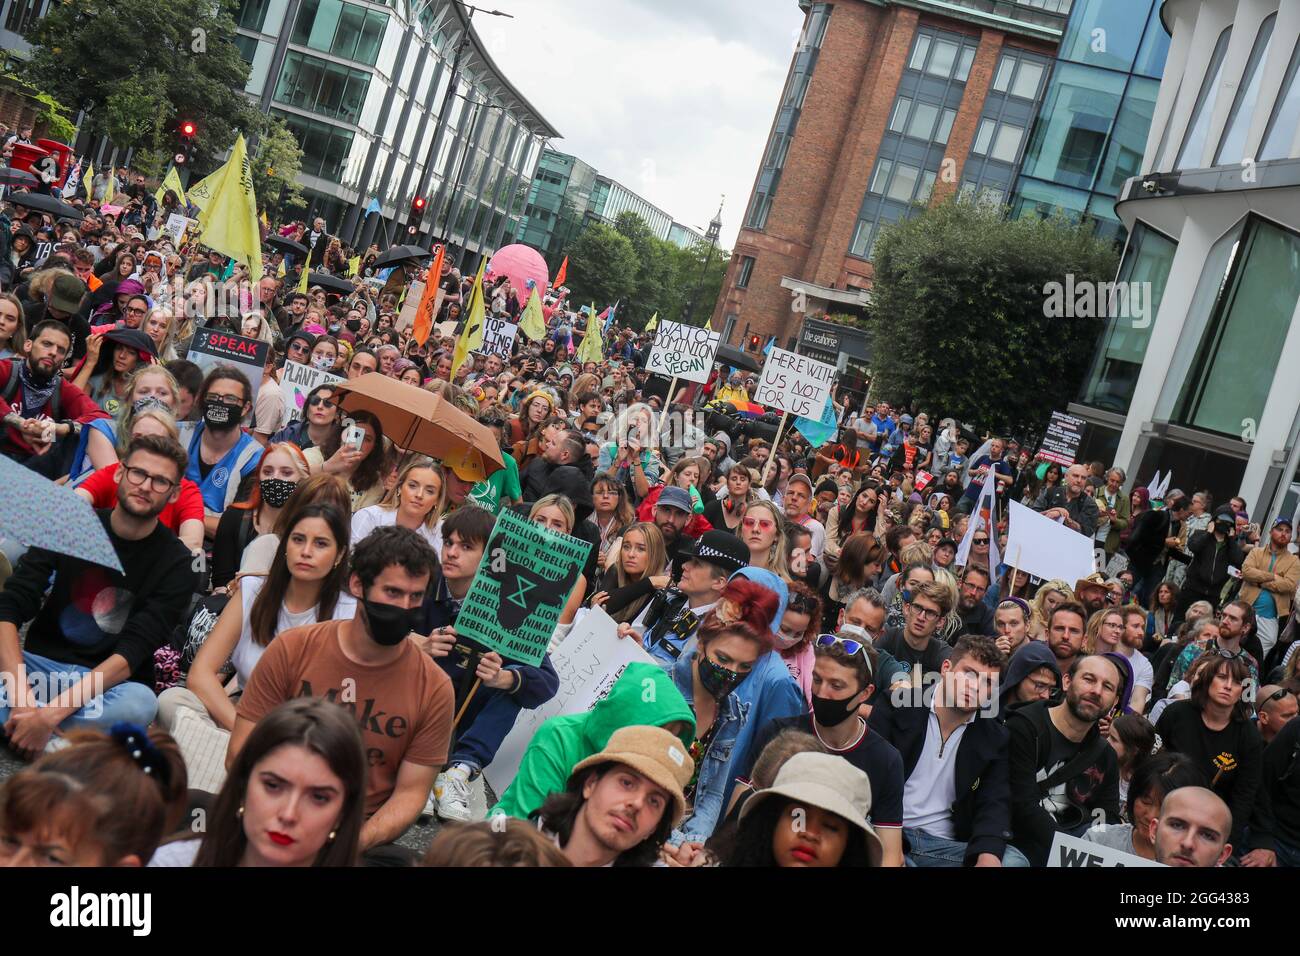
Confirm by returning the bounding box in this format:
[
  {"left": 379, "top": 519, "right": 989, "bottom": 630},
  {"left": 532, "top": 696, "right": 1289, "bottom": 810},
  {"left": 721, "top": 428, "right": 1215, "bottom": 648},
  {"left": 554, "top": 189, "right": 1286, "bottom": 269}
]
[{"left": 176, "top": 366, "right": 261, "bottom": 538}]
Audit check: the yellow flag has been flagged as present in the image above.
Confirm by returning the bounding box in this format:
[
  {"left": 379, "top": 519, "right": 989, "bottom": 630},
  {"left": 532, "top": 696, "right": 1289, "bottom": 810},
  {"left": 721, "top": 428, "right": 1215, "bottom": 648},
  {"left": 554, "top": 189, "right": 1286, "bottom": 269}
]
[
  {"left": 197, "top": 133, "right": 263, "bottom": 280},
  {"left": 348, "top": 255, "right": 361, "bottom": 278},
  {"left": 155, "top": 165, "right": 186, "bottom": 208},
  {"left": 80, "top": 163, "right": 94, "bottom": 200},
  {"left": 277, "top": 258, "right": 287, "bottom": 278},
  {"left": 451, "top": 257, "right": 487, "bottom": 378},
  {"left": 297, "top": 261, "right": 311, "bottom": 294},
  {"left": 519, "top": 287, "right": 547, "bottom": 341},
  {"left": 186, "top": 164, "right": 228, "bottom": 211},
  {"left": 576, "top": 303, "right": 603, "bottom": 364},
  {"left": 260, "top": 209, "right": 270, "bottom": 229},
  {"left": 645, "top": 312, "right": 659, "bottom": 333},
  {"left": 104, "top": 169, "right": 118, "bottom": 203}
]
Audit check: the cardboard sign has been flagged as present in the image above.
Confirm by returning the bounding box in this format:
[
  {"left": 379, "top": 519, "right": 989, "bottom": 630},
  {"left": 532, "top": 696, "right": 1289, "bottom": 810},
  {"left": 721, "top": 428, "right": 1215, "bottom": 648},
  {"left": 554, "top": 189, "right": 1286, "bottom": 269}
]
[
  {"left": 1039, "top": 410, "right": 1088, "bottom": 466},
  {"left": 455, "top": 508, "right": 592, "bottom": 667},
  {"left": 645, "top": 320, "right": 721, "bottom": 384},
  {"left": 163, "top": 212, "right": 192, "bottom": 247},
  {"left": 754, "top": 346, "right": 835, "bottom": 419},
  {"left": 185, "top": 327, "right": 271, "bottom": 402},
  {"left": 1048, "top": 832, "right": 1163, "bottom": 867},
  {"left": 279, "top": 360, "right": 344, "bottom": 422},
  {"left": 1006, "top": 500, "right": 1097, "bottom": 584},
  {"left": 482, "top": 608, "right": 655, "bottom": 796},
  {"left": 480, "top": 317, "right": 518, "bottom": 359}
]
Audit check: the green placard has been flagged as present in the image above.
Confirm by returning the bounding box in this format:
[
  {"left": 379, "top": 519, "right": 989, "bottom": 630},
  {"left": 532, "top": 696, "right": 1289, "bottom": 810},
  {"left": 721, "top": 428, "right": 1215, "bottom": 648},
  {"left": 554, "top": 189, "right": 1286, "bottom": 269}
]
[{"left": 455, "top": 508, "right": 592, "bottom": 667}]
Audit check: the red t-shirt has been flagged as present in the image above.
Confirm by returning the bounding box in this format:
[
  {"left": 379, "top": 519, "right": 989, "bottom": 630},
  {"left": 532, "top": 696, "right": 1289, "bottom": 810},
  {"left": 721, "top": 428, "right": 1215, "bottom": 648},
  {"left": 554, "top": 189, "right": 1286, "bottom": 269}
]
[{"left": 78, "top": 462, "right": 205, "bottom": 533}]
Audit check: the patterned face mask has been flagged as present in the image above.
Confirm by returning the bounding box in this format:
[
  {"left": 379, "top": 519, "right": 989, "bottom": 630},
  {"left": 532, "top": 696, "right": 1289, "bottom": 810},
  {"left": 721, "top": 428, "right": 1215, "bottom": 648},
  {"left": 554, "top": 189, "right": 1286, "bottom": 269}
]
[
  {"left": 259, "top": 478, "right": 297, "bottom": 509},
  {"left": 697, "top": 654, "right": 746, "bottom": 701}
]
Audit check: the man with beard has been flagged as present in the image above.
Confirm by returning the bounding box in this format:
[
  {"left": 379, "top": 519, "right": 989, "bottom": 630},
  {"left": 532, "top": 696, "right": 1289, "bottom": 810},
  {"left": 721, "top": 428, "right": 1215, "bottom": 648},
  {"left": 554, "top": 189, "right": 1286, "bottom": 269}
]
[
  {"left": 650, "top": 485, "right": 694, "bottom": 577},
  {"left": 0, "top": 320, "right": 109, "bottom": 474},
  {"left": 1045, "top": 601, "right": 1087, "bottom": 675},
  {"left": 177, "top": 367, "right": 262, "bottom": 537},
  {"left": 1073, "top": 572, "right": 1110, "bottom": 618},
  {"left": 1007, "top": 654, "right": 1123, "bottom": 865},
  {"left": 1036, "top": 462, "right": 1099, "bottom": 537},
  {"left": 953, "top": 565, "right": 995, "bottom": 638},
  {"left": 0, "top": 435, "right": 195, "bottom": 752}
]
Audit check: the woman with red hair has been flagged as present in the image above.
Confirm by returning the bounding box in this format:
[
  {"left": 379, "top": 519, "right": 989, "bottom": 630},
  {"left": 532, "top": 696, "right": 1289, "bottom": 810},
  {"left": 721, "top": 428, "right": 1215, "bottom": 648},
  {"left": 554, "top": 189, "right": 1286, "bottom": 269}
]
[{"left": 211, "top": 442, "right": 310, "bottom": 590}]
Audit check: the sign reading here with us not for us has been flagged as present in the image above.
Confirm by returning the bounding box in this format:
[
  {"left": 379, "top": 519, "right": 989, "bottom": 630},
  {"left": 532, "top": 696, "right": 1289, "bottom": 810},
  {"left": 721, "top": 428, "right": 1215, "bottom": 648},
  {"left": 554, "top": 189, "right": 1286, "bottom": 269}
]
[
  {"left": 645, "top": 320, "right": 721, "bottom": 384},
  {"left": 754, "top": 346, "right": 835, "bottom": 419}
]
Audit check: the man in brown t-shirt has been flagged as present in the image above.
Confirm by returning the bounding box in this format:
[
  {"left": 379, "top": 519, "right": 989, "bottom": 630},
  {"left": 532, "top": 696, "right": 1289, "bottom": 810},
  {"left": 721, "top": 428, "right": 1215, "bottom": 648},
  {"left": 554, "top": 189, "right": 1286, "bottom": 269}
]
[{"left": 231, "top": 526, "right": 453, "bottom": 852}]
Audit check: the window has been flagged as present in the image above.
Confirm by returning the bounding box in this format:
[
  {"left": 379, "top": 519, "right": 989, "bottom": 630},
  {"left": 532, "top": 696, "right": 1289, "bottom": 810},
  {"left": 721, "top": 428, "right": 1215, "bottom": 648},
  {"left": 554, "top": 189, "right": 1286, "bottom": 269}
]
[
  {"left": 990, "top": 124, "right": 1025, "bottom": 163},
  {"left": 1216, "top": 15, "right": 1275, "bottom": 166},
  {"left": 869, "top": 159, "right": 893, "bottom": 194},
  {"left": 1177, "top": 26, "right": 1233, "bottom": 169},
  {"left": 1059, "top": 0, "right": 1152, "bottom": 72},
  {"left": 737, "top": 256, "right": 755, "bottom": 288},
  {"left": 850, "top": 220, "right": 873, "bottom": 257},
  {"left": 993, "top": 57, "right": 1015, "bottom": 93},
  {"left": 1262, "top": 38, "right": 1300, "bottom": 160},
  {"left": 910, "top": 35, "right": 932, "bottom": 71},
  {"left": 1011, "top": 61, "right": 1045, "bottom": 100},
  {"left": 889, "top": 97, "right": 911, "bottom": 133},
  {"left": 955, "top": 47, "right": 976, "bottom": 83},
  {"left": 886, "top": 163, "right": 921, "bottom": 202},
  {"left": 928, "top": 40, "right": 959, "bottom": 78},
  {"left": 906, "top": 102, "right": 940, "bottom": 140},
  {"left": 935, "top": 109, "right": 956, "bottom": 145},
  {"left": 917, "top": 169, "right": 937, "bottom": 204},
  {"left": 1019, "top": 62, "right": 1126, "bottom": 189},
  {"left": 973, "top": 119, "right": 996, "bottom": 155}
]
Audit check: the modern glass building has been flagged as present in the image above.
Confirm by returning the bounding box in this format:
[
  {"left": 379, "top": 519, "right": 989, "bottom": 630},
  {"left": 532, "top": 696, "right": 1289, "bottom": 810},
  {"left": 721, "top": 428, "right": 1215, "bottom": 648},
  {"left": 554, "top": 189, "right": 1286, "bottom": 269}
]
[
  {"left": 232, "top": 0, "right": 560, "bottom": 265},
  {"left": 668, "top": 221, "right": 705, "bottom": 249},
  {"left": 515, "top": 149, "right": 600, "bottom": 268},
  {"left": 1010, "top": 0, "right": 1172, "bottom": 240}
]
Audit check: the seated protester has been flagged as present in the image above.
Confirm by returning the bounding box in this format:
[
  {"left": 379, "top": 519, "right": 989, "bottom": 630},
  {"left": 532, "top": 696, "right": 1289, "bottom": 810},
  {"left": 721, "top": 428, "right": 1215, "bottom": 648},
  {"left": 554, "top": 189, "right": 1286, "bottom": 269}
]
[
  {"left": 158, "top": 502, "right": 354, "bottom": 733},
  {"left": 993, "top": 597, "right": 1032, "bottom": 658},
  {"left": 820, "top": 532, "right": 885, "bottom": 632},
  {"left": 1151, "top": 786, "right": 1235, "bottom": 867},
  {"left": 492, "top": 662, "right": 695, "bottom": 821},
  {"left": 836, "top": 587, "right": 910, "bottom": 694},
  {"left": 528, "top": 725, "right": 694, "bottom": 867},
  {"left": 785, "top": 523, "right": 823, "bottom": 591},
  {"left": 775, "top": 582, "right": 823, "bottom": 704},
  {"left": 157, "top": 698, "right": 367, "bottom": 867},
  {"left": 422, "top": 817, "right": 572, "bottom": 867},
  {"left": 0, "top": 435, "right": 195, "bottom": 749},
  {"left": 1045, "top": 600, "right": 1088, "bottom": 676},
  {"left": 591, "top": 475, "right": 636, "bottom": 567},
  {"left": 636, "top": 456, "right": 708, "bottom": 522},
  {"left": 74, "top": 327, "right": 157, "bottom": 416},
  {"left": 701, "top": 460, "right": 758, "bottom": 536},
  {"left": 1082, "top": 751, "right": 1202, "bottom": 861},
  {"left": 310, "top": 409, "right": 388, "bottom": 512},
  {"left": 0, "top": 319, "right": 109, "bottom": 476},
  {"left": 721, "top": 752, "right": 883, "bottom": 867},
  {"left": 589, "top": 521, "right": 670, "bottom": 623},
  {"left": 416, "top": 506, "right": 559, "bottom": 822},
  {"left": 1263, "top": 697, "right": 1300, "bottom": 867},
  {"left": 869, "top": 635, "right": 1023, "bottom": 866},
  {"left": 1166, "top": 600, "right": 1260, "bottom": 696},
  {"left": 952, "top": 565, "right": 995, "bottom": 638},
  {"left": 783, "top": 472, "right": 826, "bottom": 560},
  {"left": 210, "top": 442, "right": 310, "bottom": 591},
  {"left": 74, "top": 404, "right": 205, "bottom": 552},
  {"left": 526, "top": 494, "right": 590, "bottom": 624},
  {"left": 65, "top": 364, "right": 181, "bottom": 484},
  {"left": 617, "top": 529, "right": 750, "bottom": 665},
  {"left": 879, "top": 554, "right": 933, "bottom": 630},
  {"left": 1088, "top": 605, "right": 1154, "bottom": 714},
  {"left": 998, "top": 641, "right": 1061, "bottom": 716},
  {"left": 876, "top": 580, "right": 954, "bottom": 689},
  {"left": 1155, "top": 650, "right": 1266, "bottom": 859},
  {"left": 268, "top": 380, "right": 337, "bottom": 453},
  {"left": 1256, "top": 684, "right": 1299, "bottom": 745},
  {"left": 1006, "top": 655, "right": 1123, "bottom": 866},
  {"left": 229, "top": 526, "right": 454, "bottom": 859},
  {"left": 178, "top": 366, "right": 261, "bottom": 537},
  {"left": 464, "top": 412, "right": 522, "bottom": 515},
  {"left": 737, "top": 630, "right": 906, "bottom": 867},
  {"left": 0, "top": 723, "right": 187, "bottom": 867},
  {"left": 519, "top": 431, "right": 592, "bottom": 505},
  {"left": 351, "top": 455, "right": 444, "bottom": 556},
  {"left": 1106, "top": 711, "right": 1156, "bottom": 808}
]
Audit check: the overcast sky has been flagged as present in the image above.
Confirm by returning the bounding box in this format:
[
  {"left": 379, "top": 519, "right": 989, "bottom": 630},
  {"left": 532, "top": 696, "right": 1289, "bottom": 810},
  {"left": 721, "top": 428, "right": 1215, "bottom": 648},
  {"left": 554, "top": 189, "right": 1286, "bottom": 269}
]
[{"left": 475, "top": 0, "right": 805, "bottom": 249}]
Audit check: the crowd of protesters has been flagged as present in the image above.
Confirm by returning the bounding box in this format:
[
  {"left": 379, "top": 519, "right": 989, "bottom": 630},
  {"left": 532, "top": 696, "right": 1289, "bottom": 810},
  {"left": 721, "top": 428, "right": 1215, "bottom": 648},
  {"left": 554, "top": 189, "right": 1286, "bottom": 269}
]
[{"left": 0, "top": 167, "right": 1296, "bottom": 871}]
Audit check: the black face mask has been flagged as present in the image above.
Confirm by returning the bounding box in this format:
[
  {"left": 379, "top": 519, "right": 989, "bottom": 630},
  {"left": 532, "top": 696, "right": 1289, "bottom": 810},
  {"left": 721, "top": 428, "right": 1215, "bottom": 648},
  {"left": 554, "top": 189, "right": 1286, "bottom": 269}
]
[
  {"left": 259, "top": 478, "right": 297, "bottom": 509},
  {"left": 346, "top": 319, "right": 362, "bottom": 333},
  {"left": 811, "top": 691, "right": 863, "bottom": 727},
  {"left": 362, "top": 598, "right": 422, "bottom": 647},
  {"left": 203, "top": 398, "right": 240, "bottom": 431},
  {"left": 697, "top": 655, "right": 746, "bottom": 701}
]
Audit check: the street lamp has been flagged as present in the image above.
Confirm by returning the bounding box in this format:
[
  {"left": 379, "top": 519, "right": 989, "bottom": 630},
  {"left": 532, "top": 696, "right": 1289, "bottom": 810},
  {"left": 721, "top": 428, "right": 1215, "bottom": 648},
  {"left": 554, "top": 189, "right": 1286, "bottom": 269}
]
[{"left": 683, "top": 197, "right": 724, "bottom": 327}]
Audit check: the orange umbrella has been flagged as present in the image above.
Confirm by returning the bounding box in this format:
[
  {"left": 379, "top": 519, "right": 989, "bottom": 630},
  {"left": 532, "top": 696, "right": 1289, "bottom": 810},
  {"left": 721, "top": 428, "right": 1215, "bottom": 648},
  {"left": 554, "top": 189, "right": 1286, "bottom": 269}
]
[{"left": 331, "top": 373, "right": 503, "bottom": 480}]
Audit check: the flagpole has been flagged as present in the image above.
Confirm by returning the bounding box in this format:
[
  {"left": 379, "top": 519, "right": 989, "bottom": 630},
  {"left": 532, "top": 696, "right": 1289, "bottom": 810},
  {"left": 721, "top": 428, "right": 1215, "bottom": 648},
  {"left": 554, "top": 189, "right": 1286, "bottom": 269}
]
[
  {"left": 657, "top": 375, "right": 679, "bottom": 439},
  {"left": 760, "top": 413, "right": 790, "bottom": 488},
  {"left": 1006, "top": 545, "right": 1022, "bottom": 600}
]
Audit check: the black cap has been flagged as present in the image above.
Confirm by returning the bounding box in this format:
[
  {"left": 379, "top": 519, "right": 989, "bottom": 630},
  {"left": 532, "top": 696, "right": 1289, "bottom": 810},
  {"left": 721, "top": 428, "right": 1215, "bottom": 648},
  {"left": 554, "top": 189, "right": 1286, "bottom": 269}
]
[{"left": 682, "top": 530, "right": 750, "bottom": 578}]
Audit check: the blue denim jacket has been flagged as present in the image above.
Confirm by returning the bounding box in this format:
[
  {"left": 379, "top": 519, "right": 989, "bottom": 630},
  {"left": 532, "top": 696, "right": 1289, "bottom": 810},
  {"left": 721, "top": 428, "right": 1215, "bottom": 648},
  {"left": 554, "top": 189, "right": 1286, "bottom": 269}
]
[{"left": 670, "top": 649, "right": 749, "bottom": 844}]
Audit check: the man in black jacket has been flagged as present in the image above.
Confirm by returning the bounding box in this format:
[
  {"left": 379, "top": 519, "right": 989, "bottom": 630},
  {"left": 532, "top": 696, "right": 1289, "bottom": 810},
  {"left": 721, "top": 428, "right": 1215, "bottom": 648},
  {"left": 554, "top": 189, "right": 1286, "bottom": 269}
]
[
  {"left": 1007, "top": 654, "right": 1122, "bottom": 866},
  {"left": 870, "top": 635, "right": 1024, "bottom": 866},
  {"left": 1172, "top": 510, "right": 1249, "bottom": 626}
]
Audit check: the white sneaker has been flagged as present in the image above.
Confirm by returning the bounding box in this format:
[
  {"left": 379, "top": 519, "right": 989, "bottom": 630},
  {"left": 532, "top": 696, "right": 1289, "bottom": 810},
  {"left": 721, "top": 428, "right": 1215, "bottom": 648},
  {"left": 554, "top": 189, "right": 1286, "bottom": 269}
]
[{"left": 434, "top": 764, "right": 474, "bottom": 822}]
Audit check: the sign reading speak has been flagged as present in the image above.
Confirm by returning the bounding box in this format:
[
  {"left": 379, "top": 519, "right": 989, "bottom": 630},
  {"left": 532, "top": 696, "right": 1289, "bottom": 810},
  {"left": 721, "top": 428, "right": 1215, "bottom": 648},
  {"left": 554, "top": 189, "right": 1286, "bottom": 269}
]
[
  {"left": 754, "top": 346, "right": 835, "bottom": 418},
  {"left": 1039, "top": 410, "right": 1088, "bottom": 466},
  {"left": 1048, "top": 832, "right": 1163, "bottom": 868},
  {"left": 645, "top": 320, "right": 721, "bottom": 384},
  {"left": 186, "top": 327, "right": 270, "bottom": 402},
  {"left": 279, "top": 360, "right": 344, "bottom": 422},
  {"left": 480, "top": 317, "right": 518, "bottom": 360},
  {"left": 455, "top": 508, "right": 592, "bottom": 667}
]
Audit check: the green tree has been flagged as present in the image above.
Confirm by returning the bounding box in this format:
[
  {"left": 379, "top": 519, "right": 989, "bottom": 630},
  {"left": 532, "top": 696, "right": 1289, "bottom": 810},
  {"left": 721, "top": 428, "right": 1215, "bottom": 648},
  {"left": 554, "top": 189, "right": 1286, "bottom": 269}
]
[
  {"left": 673, "top": 239, "right": 730, "bottom": 327},
  {"left": 865, "top": 197, "right": 1119, "bottom": 434},
  {"left": 19, "top": 0, "right": 264, "bottom": 170},
  {"left": 253, "top": 119, "right": 307, "bottom": 216},
  {"left": 566, "top": 221, "right": 639, "bottom": 309},
  {"left": 613, "top": 210, "right": 678, "bottom": 326}
]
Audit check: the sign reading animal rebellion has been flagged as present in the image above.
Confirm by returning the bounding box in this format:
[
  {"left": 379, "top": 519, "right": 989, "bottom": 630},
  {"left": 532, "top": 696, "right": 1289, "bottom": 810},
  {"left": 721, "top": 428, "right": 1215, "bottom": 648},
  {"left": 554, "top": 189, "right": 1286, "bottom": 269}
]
[
  {"left": 645, "top": 320, "right": 722, "bottom": 384},
  {"left": 480, "top": 317, "right": 519, "bottom": 359},
  {"left": 454, "top": 508, "right": 592, "bottom": 667},
  {"left": 754, "top": 346, "right": 835, "bottom": 419}
]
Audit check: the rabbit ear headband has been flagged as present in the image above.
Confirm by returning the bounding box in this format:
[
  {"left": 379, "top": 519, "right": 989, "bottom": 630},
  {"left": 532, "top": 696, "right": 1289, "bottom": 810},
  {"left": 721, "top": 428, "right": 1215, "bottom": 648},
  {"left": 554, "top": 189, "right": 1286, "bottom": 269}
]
[{"left": 1146, "top": 470, "right": 1173, "bottom": 503}]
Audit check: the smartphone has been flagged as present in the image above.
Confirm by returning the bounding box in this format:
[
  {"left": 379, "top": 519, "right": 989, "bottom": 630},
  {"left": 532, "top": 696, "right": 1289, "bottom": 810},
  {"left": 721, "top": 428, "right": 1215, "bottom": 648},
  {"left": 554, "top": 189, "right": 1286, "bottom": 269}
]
[{"left": 343, "top": 424, "right": 365, "bottom": 452}]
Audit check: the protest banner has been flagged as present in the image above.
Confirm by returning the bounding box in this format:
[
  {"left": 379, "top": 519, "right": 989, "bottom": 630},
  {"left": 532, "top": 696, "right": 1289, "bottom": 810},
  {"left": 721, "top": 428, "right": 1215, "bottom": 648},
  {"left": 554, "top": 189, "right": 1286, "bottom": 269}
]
[
  {"left": 455, "top": 508, "right": 592, "bottom": 668},
  {"left": 482, "top": 608, "right": 654, "bottom": 795},
  {"left": 185, "top": 326, "right": 270, "bottom": 402},
  {"left": 1006, "top": 500, "right": 1096, "bottom": 585},
  {"left": 396, "top": 278, "right": 439, "bottom": 333},
  {"left": 480, "top": 316, "right": 518, "bottom": 359},
  {"left": 645, "top": 320, "right": 721, "bottom": 384},
  {"left": 754, "top": 346, "right": 835, "bottom": 419},
  {"left": 1038, "top": 410, "right": 1088, "bottom": 466},
  {"left": 279, "top": 360, "right": 344, "bottom": 422},
  {"left": 163, "top": 212, "right": 192, "bottom": 247},
  {"left": 1048, "top": 832, "right": 1163, "bottom": 867}
]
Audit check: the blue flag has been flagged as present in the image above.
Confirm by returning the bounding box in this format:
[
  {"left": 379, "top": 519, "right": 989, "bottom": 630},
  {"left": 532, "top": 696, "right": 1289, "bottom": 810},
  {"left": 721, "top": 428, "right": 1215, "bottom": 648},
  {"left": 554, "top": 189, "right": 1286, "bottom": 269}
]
[
  {"left": 794, "top": 396, "right": 838, "bottom": 448},
  {"left": 762, "top": 335, "right": 776, "bottom": 356},
  {"left": 365, "top": 197, "right": 381, "bottom": 215}
]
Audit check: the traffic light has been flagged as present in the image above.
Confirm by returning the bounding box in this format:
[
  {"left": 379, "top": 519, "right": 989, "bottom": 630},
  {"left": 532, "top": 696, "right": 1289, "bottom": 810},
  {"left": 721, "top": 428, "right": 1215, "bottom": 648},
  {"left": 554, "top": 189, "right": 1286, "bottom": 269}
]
[
  {"left": 175, "top": 120, "right": 196, "bottom": 166},
  {"left": 749, "top": 334, "right": 762, "bottom": 351},
  {"left": 409, "top": 196, "right": 427, "bottom": 233}
]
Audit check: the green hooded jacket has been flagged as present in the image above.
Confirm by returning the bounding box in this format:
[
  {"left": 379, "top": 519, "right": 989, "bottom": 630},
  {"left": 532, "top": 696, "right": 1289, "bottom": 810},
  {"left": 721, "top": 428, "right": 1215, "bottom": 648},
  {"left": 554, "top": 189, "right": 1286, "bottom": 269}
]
[{"left": 491, "top": 662, "right": 696, "bottom": 821}]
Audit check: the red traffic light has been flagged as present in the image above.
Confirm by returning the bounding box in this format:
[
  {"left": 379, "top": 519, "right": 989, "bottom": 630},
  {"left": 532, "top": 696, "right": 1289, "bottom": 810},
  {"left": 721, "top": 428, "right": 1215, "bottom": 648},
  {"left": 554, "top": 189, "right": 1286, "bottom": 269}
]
[
  {"left": 179, "top": 121, "right": 196, "bottom": 138},
  {"left": 749, "top": 334, "right": 761, "bottom": 349},
  {"left": 412, "top": 196, "right": 427, "bottom": 210}
]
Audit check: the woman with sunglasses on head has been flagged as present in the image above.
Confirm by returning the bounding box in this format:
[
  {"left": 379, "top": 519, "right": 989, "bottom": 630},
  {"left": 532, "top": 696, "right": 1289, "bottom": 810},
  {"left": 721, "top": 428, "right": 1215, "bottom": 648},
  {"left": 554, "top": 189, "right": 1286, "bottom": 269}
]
[
  {"left": 211, "top": 442, "right": 312, "bottom": 591},
  {"left": 740, "top": 499, "right": 790, "bottom": 579}
]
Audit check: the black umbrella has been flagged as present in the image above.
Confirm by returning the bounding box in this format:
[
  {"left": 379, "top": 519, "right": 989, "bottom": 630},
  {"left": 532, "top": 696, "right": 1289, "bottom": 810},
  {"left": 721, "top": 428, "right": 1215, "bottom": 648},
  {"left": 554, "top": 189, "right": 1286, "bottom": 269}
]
[
  {"left": 714, "top": 343, "right": 762, "bottom": 373},
  {"left": 307, "top": 271, "right": 357, "bottom": 294},
  {"left": 370, "top": 244, "right": 432, "bottom": 270},
  {"left": 0, "top": 168, "right": 39, "bottom": 189},
  {"left": 266, "top": 234, "right": 309, "bottom": 257},
  {"left": 5, "top": 190, "right": 84, "bottom": 221}
]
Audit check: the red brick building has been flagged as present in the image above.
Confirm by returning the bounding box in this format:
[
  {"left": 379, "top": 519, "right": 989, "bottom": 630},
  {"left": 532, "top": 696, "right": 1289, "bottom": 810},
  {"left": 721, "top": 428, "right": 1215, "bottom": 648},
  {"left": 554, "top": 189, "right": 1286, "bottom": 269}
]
[{"left": 712, "top": 0, "right": 1068, "bottom": 388}]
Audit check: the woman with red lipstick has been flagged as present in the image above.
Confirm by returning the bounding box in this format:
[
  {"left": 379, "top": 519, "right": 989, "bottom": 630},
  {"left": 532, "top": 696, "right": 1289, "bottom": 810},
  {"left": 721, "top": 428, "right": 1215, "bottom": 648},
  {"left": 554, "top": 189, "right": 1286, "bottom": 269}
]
[
  {"left": 176, "top": 698, "right": 367, "bottom": 867},
  {"left": 722, "top": 752, "right": 883, "bottom": 867}
]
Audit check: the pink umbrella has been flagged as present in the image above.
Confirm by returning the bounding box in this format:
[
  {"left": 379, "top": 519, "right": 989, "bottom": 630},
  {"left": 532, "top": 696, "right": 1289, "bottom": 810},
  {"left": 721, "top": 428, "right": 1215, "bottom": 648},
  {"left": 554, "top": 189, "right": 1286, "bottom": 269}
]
[{"left": 488, "top": 243, "right": 549, "bottom": 300}]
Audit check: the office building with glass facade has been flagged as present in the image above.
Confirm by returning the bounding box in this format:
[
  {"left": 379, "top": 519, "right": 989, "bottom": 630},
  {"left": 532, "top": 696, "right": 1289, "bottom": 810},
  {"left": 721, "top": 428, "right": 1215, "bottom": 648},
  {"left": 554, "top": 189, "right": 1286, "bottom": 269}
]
[
  {"left": 1076, "top": 0, "right": 1300, "bottom": 521},
  {"left": 668, "top": 222, "right": 705, "bottom": 249},
  {"left": 711, "top": 0, "right": 1068, "bottom": 357},
  {"left": 1010, "top": 0, "right": 1171, "bottom": 240},
  {"left": 232, "top": 0, "right": 559, "bottom": 266}
]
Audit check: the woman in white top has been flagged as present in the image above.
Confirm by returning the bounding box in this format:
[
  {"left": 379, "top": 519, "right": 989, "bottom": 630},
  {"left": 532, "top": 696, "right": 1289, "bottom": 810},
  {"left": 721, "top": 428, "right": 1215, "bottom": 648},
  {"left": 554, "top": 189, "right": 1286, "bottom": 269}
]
[
  {"left": 156, "top": 502, "right": 354, "bottom": 732},
  {"left": 350, "top": 455, "right": 445, "bottom": 555}
]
